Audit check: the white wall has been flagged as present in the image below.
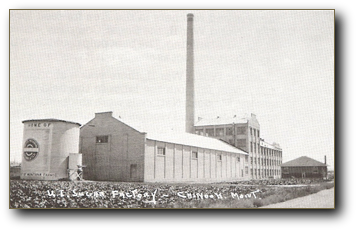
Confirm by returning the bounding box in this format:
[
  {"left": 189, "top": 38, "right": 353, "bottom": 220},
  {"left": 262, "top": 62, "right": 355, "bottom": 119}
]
[
  {"left": 144, "top": 139, "right": 247, "bottom": 182},
  {"left": 21, "top": 121, "right": 80, "bottom": 180}
]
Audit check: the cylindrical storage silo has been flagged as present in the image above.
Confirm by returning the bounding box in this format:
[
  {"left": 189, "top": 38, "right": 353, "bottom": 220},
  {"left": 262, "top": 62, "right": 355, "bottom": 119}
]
[{"left": 21, "top": 119, "right": 81, "bottom": 180}]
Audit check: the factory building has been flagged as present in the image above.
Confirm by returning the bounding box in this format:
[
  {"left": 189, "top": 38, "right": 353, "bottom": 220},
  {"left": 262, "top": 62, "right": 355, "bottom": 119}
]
[
  {"left": 194, "top": 114, "right": 282, "bottom": 179},
  {"left": 259, "top": 140, "right": 282, "bottom": 179},
  {"left": 280, "top": 156, "right": 327, "bottom": 179},
  {"left": 80, "top": 111, "right": 249, "bottom": 182},
  {"left": 21, "top": 119, "right": 82, "bottom": 180}
]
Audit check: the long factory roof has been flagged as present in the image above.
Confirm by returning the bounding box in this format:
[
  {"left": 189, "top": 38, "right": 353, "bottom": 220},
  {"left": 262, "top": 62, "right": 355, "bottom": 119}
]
[{"left": 146, "top": 131, "right": 248, "bottom": 155}]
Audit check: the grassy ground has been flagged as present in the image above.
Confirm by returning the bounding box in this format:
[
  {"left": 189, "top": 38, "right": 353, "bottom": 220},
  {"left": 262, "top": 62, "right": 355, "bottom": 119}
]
[{"left": 9, "top": 179, "right": 334, "bottom": 209}]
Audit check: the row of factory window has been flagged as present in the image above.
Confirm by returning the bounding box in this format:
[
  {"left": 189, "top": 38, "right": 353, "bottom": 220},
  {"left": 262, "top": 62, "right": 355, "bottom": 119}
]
[
  {"left": 251, "top": 169, "right": 280, "bottom": 176},
  {"left": 251, "top": 157, "right": 282, "bottom": 166},
  {"left": 250, "top": 128, "right": 260, "bottom": 139},
  {"left": 261, "top": 147, "right": 282, "bottom": 157},
  {"left": 157, "top": 147, "right": 242, "bottom": 162},
  {"left": 250, "top": 142, "right": 282, "bottom": 157},
  {"left": 282, "top": 167, "right": 319, "bottom": 174},
  {"left": 195, "top": 126, "right": 249, "bottom": 137}
]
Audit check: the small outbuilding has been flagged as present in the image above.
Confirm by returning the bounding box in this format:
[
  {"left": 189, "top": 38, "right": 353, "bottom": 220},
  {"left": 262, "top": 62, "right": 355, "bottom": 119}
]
[{"left": 280, "top": 156, "right": 327, "bottom": 179}]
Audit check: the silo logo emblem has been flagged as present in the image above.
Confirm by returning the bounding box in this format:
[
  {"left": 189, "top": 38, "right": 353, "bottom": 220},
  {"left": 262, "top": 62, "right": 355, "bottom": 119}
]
[{"left": 23, "top": 139, "right": 39, "bottom": 161}]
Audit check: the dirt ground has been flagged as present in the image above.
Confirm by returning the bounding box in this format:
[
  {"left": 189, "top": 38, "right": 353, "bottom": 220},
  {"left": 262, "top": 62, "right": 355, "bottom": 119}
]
[{"left": 260, "top": 188, "right": 335, "bottom": 208}]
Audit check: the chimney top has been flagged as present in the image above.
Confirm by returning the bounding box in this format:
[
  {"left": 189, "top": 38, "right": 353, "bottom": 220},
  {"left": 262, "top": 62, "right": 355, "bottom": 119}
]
[
  {"left": 187, "top": 13, "right": 194, "bottom": 18},
  {"left": 95, "top": 111, "right": 113, "bottom": 118}
]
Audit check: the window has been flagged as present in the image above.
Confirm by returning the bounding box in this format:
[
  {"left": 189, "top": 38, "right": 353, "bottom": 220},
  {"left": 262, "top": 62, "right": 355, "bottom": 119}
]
[
  {"left": 217, "top": 154, "right": 222, "bottom": 161},
  {"left": 96, "top": 136, "right": 108, "bottom": 143},
  {"left": 157, "top": 147, "right": 166, "bottom": 156},
  {"left": 195, "top": 129, "right": 203, "bottom": 135},
  {"left": 192, "top": 151, "right": 198, "bottom": 159},
  {"left": 237, "top": 139, "right": 246, "bottom": 148},
  {"left": 251, "top": 158, "right": 253, "bottom": 164},
  {"left": 250, "top": 128, "right": 253, "bottom": 136},
  {"left": 237, "top": 157, "right": 240, "bottom": 162},
  {"left": 282, "top": 167, "right": 289, "bottom": 174},
  {"left": 226, "top": 127, "right": 233, "bottom": 136},
  {"left": 236, "top": 127, "right": 246, "bottom": 135},
  {"left": 245, "top": 166, "right": 248, "bottom": 175},
  {"left": 216, "top": 128, "right": 224, "bottom": 136},
  {"left": 206, "top": 128, "right": 214, "bottom": 137},
  {"left": 254, "top": 129, "right": 256, "bottom": 137},
  {"left": 250, "top": 142, "right": 253, "bottom": 152},
  {"left": 257, "top": 130, "right": 260, "bottom": 138},
  {"left": 245, "top": 155, "right": 248, "bottom": 162},
  {"left": 312, "top": 167, "right": 318, "bottom": 174}
]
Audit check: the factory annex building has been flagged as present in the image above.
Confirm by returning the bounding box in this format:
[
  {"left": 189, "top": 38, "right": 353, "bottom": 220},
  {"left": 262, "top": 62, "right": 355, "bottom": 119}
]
[
  {"left": 280, "top": 156, "right": 327, "bottom": 179},
  {"left": 80, "top": 112, "right": 249, "bottom": 182}
]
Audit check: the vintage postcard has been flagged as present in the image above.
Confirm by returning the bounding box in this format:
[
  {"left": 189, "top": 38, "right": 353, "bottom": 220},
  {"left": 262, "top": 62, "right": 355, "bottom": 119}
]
[{"left": 9, "top": 9, "right": 334, "bottom": 209}]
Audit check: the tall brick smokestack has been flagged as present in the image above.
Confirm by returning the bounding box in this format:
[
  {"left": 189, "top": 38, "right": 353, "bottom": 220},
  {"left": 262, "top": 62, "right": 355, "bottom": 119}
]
[{"left": 186, "top": 13, "right": 195, "bottom": 133}]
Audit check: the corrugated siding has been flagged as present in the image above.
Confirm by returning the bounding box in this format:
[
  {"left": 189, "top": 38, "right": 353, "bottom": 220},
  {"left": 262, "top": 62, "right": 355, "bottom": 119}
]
[{"left": 144, "top": 139, "right": 248, "bottom": 182}]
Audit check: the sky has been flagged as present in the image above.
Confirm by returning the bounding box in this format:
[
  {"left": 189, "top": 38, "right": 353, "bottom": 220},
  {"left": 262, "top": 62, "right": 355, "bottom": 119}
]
[{"left": 10, "top": 10, "right": 334, "bottom": 169}]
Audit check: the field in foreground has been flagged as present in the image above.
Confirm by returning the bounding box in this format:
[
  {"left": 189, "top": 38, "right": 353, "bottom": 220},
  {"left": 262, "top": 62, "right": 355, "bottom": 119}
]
[
  {"left": 261, "top": 188, "right": 334, "bottom": 208},
  {"left": 9, "top": 179, "right": 334, "bottom": 209}
]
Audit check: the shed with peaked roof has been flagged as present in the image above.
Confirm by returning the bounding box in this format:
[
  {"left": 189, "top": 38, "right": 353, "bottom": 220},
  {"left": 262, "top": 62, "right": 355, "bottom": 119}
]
[{"left": 280, "top": 156, "right": 327, "bottom": 179}]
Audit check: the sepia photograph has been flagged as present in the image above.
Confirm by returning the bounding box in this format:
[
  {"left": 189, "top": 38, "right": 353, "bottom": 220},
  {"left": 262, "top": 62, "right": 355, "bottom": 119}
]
[{"left": 9, "top": 9, "right": 334, "bottom": 209}]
